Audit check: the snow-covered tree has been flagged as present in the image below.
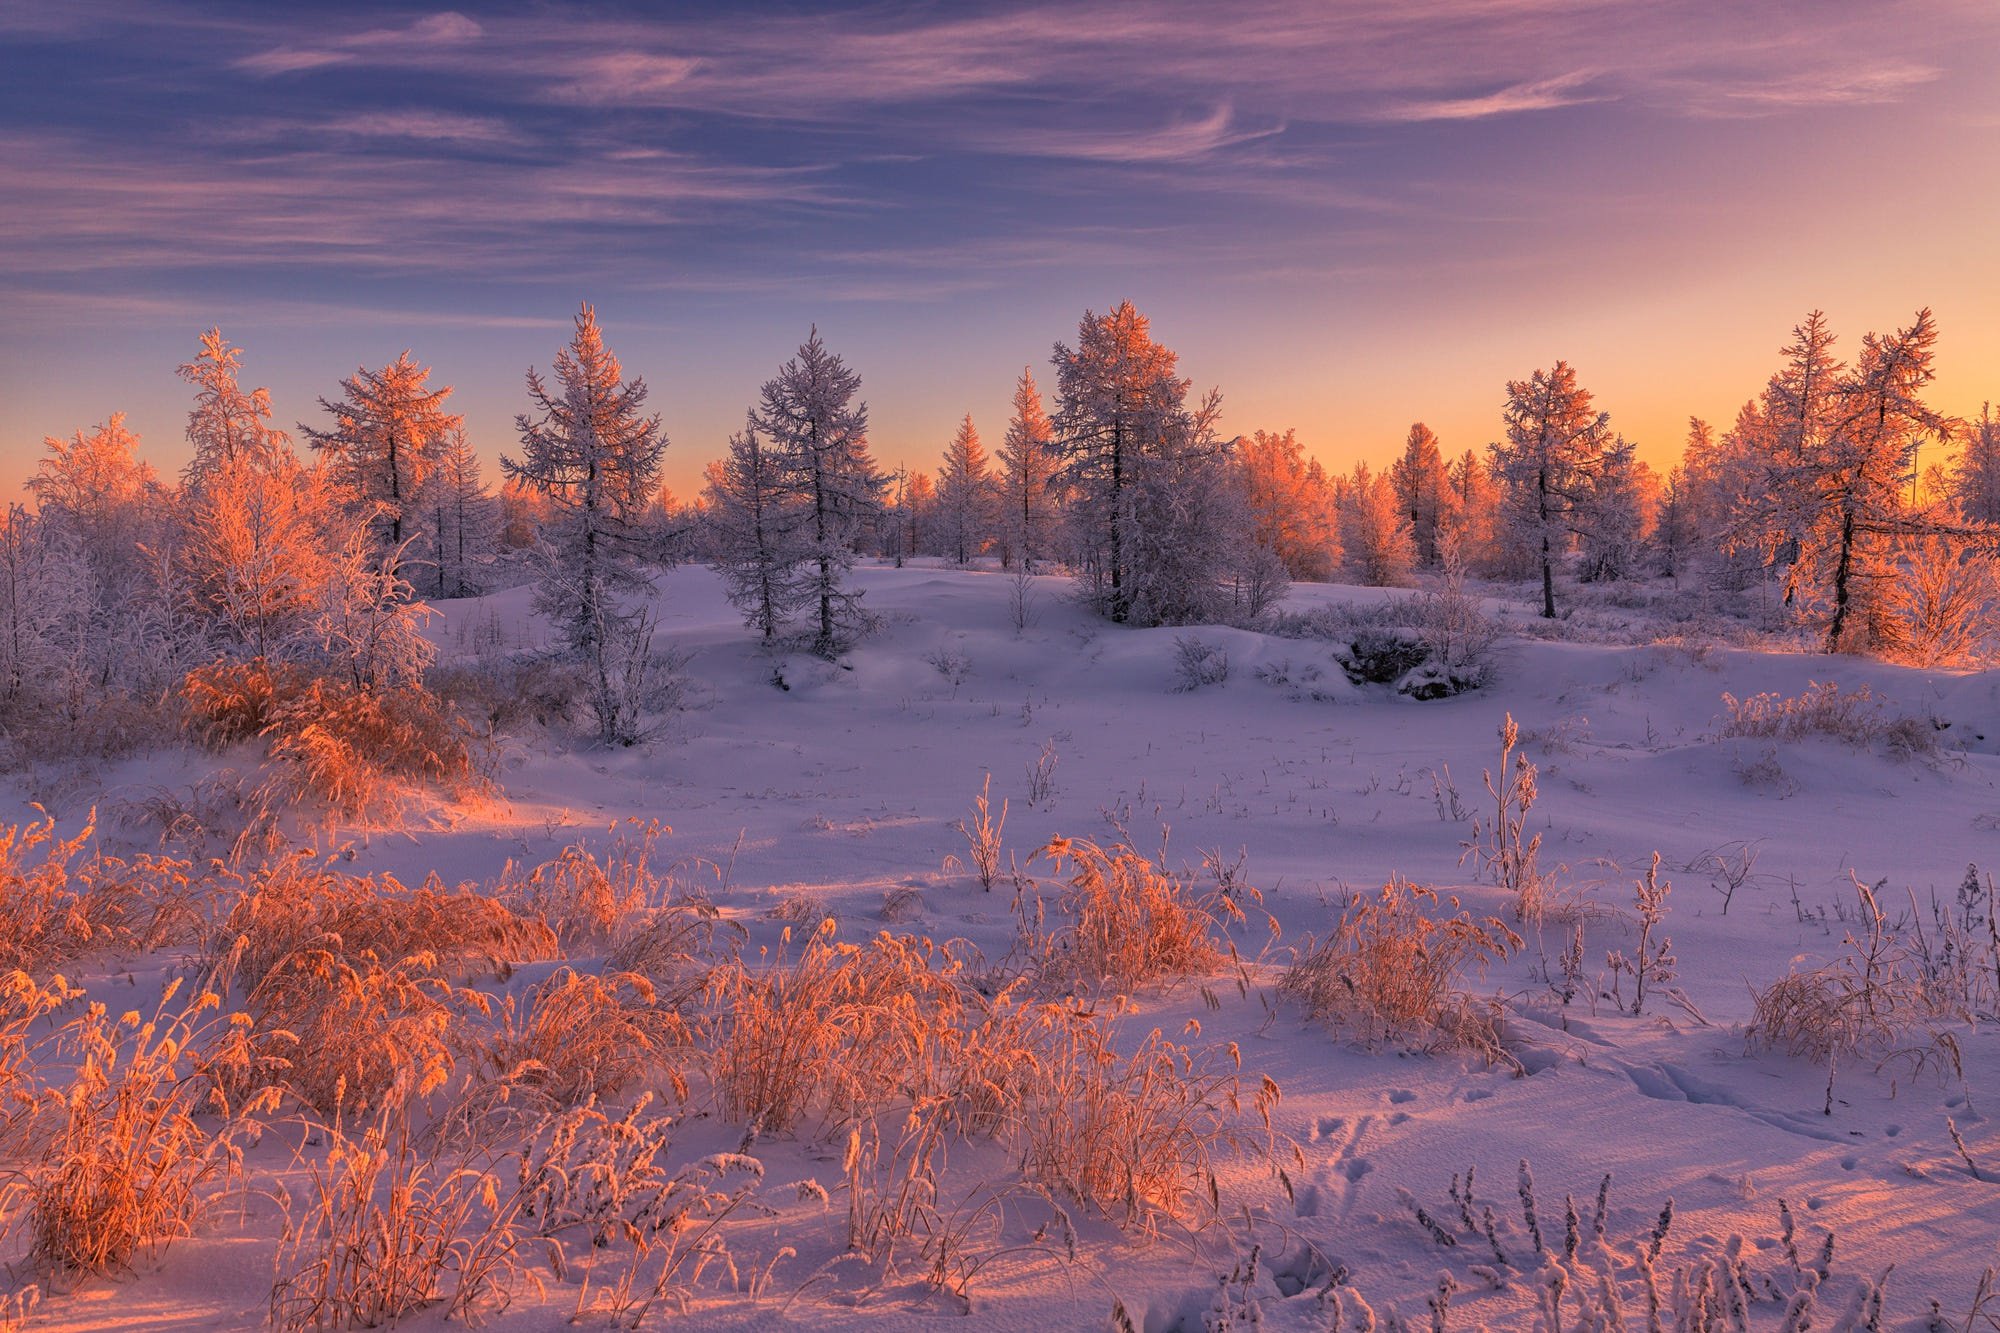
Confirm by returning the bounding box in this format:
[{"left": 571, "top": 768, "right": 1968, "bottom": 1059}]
[
  {"left": 1490, "top": 361, "right": 1614, "bottom": 617},
  {"left": 1576, "top": 436, "right": 1652, "bottom": 583},
  {"left": 1445, "top": 448, "right": 1510, "bottom": 577},
  {"left": 1052, "top": 301, "right": 1234, "bottom": 624},
  {"left": 178, "top": 329, "right": 288, "bottom": 487},
  {"left": 933, "top": 413, "right": 994, "bottom": 565},
  {"left": 504, "top": 303, "right": 669, "bottom": 684},
  {"left": 996, "top": 368, "right": 1059, "bottom": 571},
  {"left": 422, "top": 426, "right": 495, "bottom": 598},
  {"left": 1337, "top": 463, "right": 1417, "bottom": 587},
  {"left": 0, "top": 505, "right": 81, "bottom": 710},
  {"left": 704, "top": 415, "right": 804, "bottom": 643},
  {"left": 1806, "top": 309, "right": 1952, "bottom": 652},
  {"left": 303, "top": 351, "right": 463, "bottom": 567},
  {"left": 1953, "top": 403, "right": 2000, "bottom": 525},
  {"left": 1236, "top": 428, "right": 1337, "bottom": 581},
  {"left": 1389, "top": 423, "right": 1455, "bottom": 568},
  {"left": 750, "top": 326, "right": 883, "bottom": 657}
]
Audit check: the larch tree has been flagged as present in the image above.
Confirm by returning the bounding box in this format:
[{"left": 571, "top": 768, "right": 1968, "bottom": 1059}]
[
  {"left": 1576, "top": 435, "right": 1651, "bottom": 582},
  {"left": 1953, "top": 403, "right": 2000, "bottom": 525},
  {"left": 750, "top": 326, "right": 882, "bottom": 658},
  {"left": 1337, "top": 463, "right": 1417, "bottom": 587},
  {"left": 933, "top": 413, "right": 994, "bottom": 566},
  {"left": 303, "top": 351, "right": 462, "bottom": 569},
  {"left": 1051, "top": 301, "right": 1225, "bottom": 624},
  {"left": 28, "top": 414, "right": 171, "bottom": 694},
  {"left": 504, "top": 302, "right": 670, "bottom": 737},
  {"left": 996, "top": 368, "right": 1059, "bottom": 571},
  {"left": 1489, "top": 360, "right": 1613, "bottom": 617},
  {"left": 1237, "top": 428, "right": 1337, "bottom": 581},
  {"left": 704, "top": 414, "right": 804, "bottom": 643},
  {"left": 178, "top": 328, "right": 288, "bottom": 488},
  {"left": 1809, "top": 309, "right": 1953, "bottom": 652},
  {"left": 423, "top": 426, "right": 495, "bottom": 598},
  {"left": 1389, "top": 423, "right": 1455, "bottom": 568},
  {"left": 1445, "top": 448, "right": 1507, "bottom": 576}
]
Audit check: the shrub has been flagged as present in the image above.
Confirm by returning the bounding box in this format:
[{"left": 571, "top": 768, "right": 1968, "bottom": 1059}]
[
  {"left": 182, "top": 660, "right": 486, "bottom": 817},
  {"left": 1170, "top": 636, "right": 1229, "bottom": 692},
  {"left": 1023, "top": 837, "right": 1249, "bottom": 994},
  {"left": 1280, "top": 878, "right": 1519, "bottom": 1064}
]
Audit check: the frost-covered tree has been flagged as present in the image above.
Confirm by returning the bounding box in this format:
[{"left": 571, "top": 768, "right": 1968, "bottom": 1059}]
[
  {"left": 504, "top": 303, "right": 669, "bottom": 683},
  {"left": 1237, "top": 428, "right": 1337, "bottom": 581},
  {"left": 1445, "top": 448, "right": 1511, "bottom": 576},
  {"left": 1389, "top": 423, "right": 1455, "bottom": 568},
  {"left": 176, "top": 449, "right": 344, "bottom": 663},
  {"left": 303, "top": 351, "right": 462, "bottom": 567},
  {"left": 750, "top": 326, "right": 883, "bottom": 657},
  {"left": 1052, "top": 301, "right": 1235, "bottom": 624},
  {"left": 933, "top": 413, "right": 994, "bottom": 566},
  {"left": 27, "top": 415, "right": 175, "bottom": 697},
  {"left": 1953, "top": 403, "right": 2000, "bottom": 525},
  {"left": 704, "top": 415, "right": 804, "bottom": 643},
  {"left": 1490, "top": 361, "right": 1613, "bottom": 617},
  {"left": 1806, "top": 309, "right": 1953, "bottom": 652},
  {"left": 1337, "top": 464, "right": 1417, "bottom": 587},
  {"left": 902, "top": 471, "right": 937, "bottom": 560},
  {"left": 422, "top": 427, "right": 495, "bottom": 598},
  {"left": 996, "top": 368, "right": 1059, "bottom": 571},
  {"left": 178, "top": 329, "right": 288, "bottom": 487},
  {"left": 1576, "top": 436, "right": 1651, "bottom": 583},
  {"left": 0, "top": 506, "right": 82, "bottom": 710}
]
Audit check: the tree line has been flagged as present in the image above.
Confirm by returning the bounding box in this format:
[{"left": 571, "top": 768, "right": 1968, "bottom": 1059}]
[{"left": 2, "top": 299, "right": 1991, "bottom": 755}]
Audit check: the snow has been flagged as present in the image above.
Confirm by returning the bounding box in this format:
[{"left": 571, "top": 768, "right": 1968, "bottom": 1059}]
[{"left": 11, "top": 561, "right": 2000, "bottom": 1329}]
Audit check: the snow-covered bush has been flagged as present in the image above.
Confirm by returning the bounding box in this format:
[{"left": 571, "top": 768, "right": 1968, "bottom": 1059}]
[{"left": 1170, "top": 634, "right": 1229, "bottom": 692}]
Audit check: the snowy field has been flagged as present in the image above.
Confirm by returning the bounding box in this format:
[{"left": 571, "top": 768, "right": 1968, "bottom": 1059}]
[{"left": 11, "top": 562, "right": 2000, "bottom": 1331}]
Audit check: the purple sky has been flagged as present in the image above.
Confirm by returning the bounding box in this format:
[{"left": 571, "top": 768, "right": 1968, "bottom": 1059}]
[{"left": 2, "top": 1, "right": 1996, "bottom": 498}]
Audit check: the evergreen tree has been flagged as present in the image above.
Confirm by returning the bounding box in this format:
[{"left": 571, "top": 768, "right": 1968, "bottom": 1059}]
[
  {"left": 1953, "top": 403, "right": 2000, "bottom": 525},
  {"left": 933, "top": 413, "right": 994, "bottom": 565},
  {"left": 1050, "top": 302, "right": 1189, "bottom": 623},
  {"left": 750, "top": 326, "right": 882, "bottom": 658},
  {"left": 1489, "top": 360, "right": 1614, "bottom": 617},
  {"left": 996, "top": 368, "right": 1059, "bottom": 571},
  {"left": 1389, "top": 423, "right": 1455, "bottom": 568},
  {"left": 303, "top": 351, "right": 462, "bottom": 567},
  {"left": 1576, "top": 435, "right": 1650, "bottom": 582},
  {"left": 504, "top": 303, "right": 670, "bottom": 738},
  {"left": 423, "top": 426, "right": 495, "bottom": 598},
  {"left": 704, "top": 414, "right": 804, "bottom": 643}
]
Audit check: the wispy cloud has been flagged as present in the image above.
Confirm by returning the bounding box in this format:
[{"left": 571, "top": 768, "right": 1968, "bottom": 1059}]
[
  {"left": 1379, "top": 72, "right": 1608, "bottom": 123},
  {"left": 965, "top": 103, "right": 1284, "bottom": 164}
]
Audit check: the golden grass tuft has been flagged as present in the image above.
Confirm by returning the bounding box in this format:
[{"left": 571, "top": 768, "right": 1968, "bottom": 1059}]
[
  {"left": 1, "top": 982, "right": 272, "bottom": 1284},
  {"left": 0, "top": 812, "right": 205, "bottom": 978},
  {"left": 183, "top": 660, "right": 487, "bottom": 817},
  {"left": 1279, "top": 878, "right": 1519, "bottom": 1064},
  {"left": 1021, "top": 836, "right": 1250, "bottom": 994},
  {"left": 487, "top": 967, "right": 692, "bottom": 1109}
]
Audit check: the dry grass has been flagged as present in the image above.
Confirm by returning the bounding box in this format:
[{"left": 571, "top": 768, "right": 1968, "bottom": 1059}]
[
  {"left": 271, "top": 1097, "right": 537, "bottom": 1331},
  {"left": 1280, "top": 879, "right": 1520, "bottom": 1065},
  {"left": 202, "top": 859, "right": 558, "bottom": 1115},
  {"left": 1717, "top": 680, "right": 1937, "bottom": 759},
  {"left": 487, "top": 967, "right": 692, "bottom": 1109},
  {"left": 0, "top": 982, "right": 272, "bottom": 1285},
  {"left": 1014, "top": 1011, "right": 1282, "bottom": 1233},
  {"left": 1750, "top": 877, "right": 1968, "bottom": 1092},
  {"left": 1021, "top": 836, "right": 1250, "bottom": 994},
  {"left": 706, "top": 922, "right": 973, "bottom": 1136},
  {"left": 520, "top": 1097, "right": 763, "bottom": 1320},
  {"left": 0, "top": 812, "right": 206, "bottom": 977},
  {"left": 183, "top": 660, "right": 487, "bottom": 817},
  {"left": 496, "top": 820, "right": 672, "bottom": 953}
]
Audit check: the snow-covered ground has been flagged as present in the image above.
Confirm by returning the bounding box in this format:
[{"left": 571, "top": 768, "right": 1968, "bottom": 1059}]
[{"left": 14, "top": 562, "right": 2000, "bottom": 1330}]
